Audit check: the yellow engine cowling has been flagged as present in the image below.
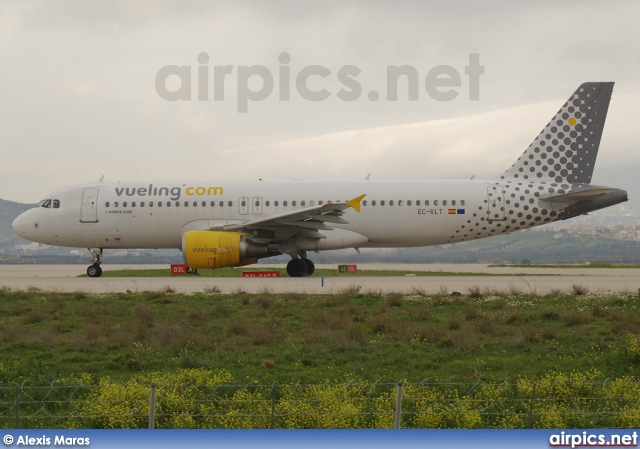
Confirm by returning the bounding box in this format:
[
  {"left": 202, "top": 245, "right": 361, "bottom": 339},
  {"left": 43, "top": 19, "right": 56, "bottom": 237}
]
[{"left": 182, "top": 231, "right": 268, "bottom": 269}]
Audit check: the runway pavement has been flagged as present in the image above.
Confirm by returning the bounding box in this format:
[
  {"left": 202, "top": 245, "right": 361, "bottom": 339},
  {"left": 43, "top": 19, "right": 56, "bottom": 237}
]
[{"left": 0, "top": 264, "right": 637, "bottom": 294}]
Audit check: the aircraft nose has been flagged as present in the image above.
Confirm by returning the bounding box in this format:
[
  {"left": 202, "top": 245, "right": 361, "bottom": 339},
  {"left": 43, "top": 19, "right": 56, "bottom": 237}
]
[{"left": 12, "top": 211, "right": 32, "bottom": 238}]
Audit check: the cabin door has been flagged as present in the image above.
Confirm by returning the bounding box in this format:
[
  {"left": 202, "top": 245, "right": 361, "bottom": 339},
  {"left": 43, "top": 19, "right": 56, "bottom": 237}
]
[{"left": 80, "top": 188, "right": 99, "bottom": 223}]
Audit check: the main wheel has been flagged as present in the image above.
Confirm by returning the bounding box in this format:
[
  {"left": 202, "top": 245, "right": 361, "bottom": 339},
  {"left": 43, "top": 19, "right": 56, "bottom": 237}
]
[
  {"left": 303, "top": 259, "right": 315, "bottom": 276},
  {"left": 87, "top": 264, "right": 103, "bottom": 278},
  {"left": 286, "top": 259, "right": 308, "bottom": 277}
]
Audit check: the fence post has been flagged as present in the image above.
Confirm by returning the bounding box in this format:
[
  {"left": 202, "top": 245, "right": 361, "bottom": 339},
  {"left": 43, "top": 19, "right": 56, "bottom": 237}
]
[
  {"left": 148, "top": 384, "right": 157, "bottom": 429},
  {"left": 270, "top": 383, "right": 277, "bottom": 429},
  {"left": 526, "top": 383, "right": 537, "bottom": 429},
  {"left": 14, "top": 386, "right": 19, "bottom": 428},
  {"left": 394, "top": 382, "right": 403, "bottom": 429}
]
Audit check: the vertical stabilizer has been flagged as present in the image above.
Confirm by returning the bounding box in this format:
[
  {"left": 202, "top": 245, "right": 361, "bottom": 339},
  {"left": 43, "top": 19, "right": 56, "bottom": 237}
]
[{"left": 500, "top": 82, "right": 614, "bottom": 184}]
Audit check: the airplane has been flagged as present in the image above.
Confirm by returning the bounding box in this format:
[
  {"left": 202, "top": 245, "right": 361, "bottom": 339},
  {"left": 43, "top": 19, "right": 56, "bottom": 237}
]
[{"left": 12, "top": 82, "right": 627, "bottom": 278}]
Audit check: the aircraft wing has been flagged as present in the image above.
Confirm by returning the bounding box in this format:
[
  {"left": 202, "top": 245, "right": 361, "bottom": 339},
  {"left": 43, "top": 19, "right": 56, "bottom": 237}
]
[{"left": 212, "top": 194, "right": 366, "bottom": 239}]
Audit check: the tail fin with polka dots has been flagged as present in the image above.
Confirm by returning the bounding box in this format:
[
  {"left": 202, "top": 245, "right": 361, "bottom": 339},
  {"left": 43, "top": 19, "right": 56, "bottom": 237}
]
[{"left": 500, "top": 82, "right": 614, "bottom": 184}]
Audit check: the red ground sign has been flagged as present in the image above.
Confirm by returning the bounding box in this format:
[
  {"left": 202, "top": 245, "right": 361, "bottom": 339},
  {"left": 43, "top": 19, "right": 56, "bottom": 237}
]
[
  {"left": 170, "top": 264, "right": 188, "bottom": 275},
  {"left": 241, "top": 271, "right": 280, "bottom": 277},
  {"left": 338, "top": 264, "right": 357, "bottom": 273}
]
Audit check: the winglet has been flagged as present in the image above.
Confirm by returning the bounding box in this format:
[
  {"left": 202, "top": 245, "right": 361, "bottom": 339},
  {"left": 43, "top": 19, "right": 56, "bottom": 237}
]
[{"left": 345, "top": 194, "right": 366, "bottom": 213}]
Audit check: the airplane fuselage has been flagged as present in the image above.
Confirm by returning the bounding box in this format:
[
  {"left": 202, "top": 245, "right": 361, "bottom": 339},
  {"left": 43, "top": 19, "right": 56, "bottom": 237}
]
[{"left": 12, "top": 179, "right": 626, "bottom": 251}]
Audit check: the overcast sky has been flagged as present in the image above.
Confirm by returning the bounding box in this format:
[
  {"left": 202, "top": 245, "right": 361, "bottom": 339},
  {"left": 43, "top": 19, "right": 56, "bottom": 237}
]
[{"left": 1, "top": 0, "right": 639, "bottom": 204}]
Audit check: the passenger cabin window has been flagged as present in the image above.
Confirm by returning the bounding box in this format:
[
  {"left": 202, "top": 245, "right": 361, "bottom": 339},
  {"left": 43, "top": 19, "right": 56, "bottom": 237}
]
[
  {"left": 389, "top": 200, "right": 394, "bottom": 206},
  {"left": 123, "top": 202, "right": 128, "bottom": 207},
  {"left": 292, "top": 201, "right": 297, "bottom": 206},
  {"left": 460, "top": 200, "right": 465, "bottom": 206},
  {"left": 283, "top": 201, "right": 288, "bottom": 206},
  {"left": 398, "top": 200, "right": 403, "bottom": 206},
  {"left": 442, "top": 200, "right": 447, "bottom": 206},
  {"left": 132, "top": 202, "right": 136, "bottom": 207},
  {"left": 407, "top": 200, "right": 411, "bottom": 206},
  {"left": 141, "top": 202, "right": 145, "bottom": 207},
  {"left": 105, "top": 202, "right": 110, "bottom": 207},
  {"left": 425, "top": 200, "right": 429, "bottom": 206},
  {"left": 274, "top": 201, "right": 279, "bottom": 206},
  {"left": 363, "top": 200, "right": 367, "bottom": 206},
  {"left": 228, "top": 201, "right": 233, "bottom": 207},
  {"left": 452, "top": 200, "right": 456, "bottom": 206},
  {"left": 434, "top": 200, "right": 438, "bottom": 206},
  {"left": 219, "top": 201, "right": 224, "bottom": 207},
  {"left": 416, "top": 200, "right": 420, "bottom": 206},
  {"left": 381, "top": 200, "right": 385, "bottom": 206},
  {"left": 149, "top": 201, "right": 154, "bottom": 207},
  {"left": 114, "top": 202, "right": 119, "bottom": 207},
  {"left": 372, "top": 200, "right": 376, "bottom": 206}
]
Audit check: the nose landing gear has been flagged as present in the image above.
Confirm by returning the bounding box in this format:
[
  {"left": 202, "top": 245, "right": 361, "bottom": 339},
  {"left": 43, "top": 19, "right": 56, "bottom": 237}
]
[{"left": 87, "top": 248, "right": 103, "bottom": 278}]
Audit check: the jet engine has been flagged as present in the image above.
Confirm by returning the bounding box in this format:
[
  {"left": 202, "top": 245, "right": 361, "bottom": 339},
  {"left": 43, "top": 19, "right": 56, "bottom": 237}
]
[{"left": 182, "top": 231, "right": 268, "bottom": 269}]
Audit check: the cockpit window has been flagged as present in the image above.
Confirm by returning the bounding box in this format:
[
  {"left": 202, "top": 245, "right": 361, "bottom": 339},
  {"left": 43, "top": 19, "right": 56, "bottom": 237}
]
[{"left": 38, "top": 199, "right": 60, "bottom": 208}]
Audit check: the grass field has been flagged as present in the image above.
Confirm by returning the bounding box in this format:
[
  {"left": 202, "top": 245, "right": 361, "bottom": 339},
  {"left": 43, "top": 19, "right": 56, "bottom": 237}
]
[{"left": 1, "top": 285, "right": 639, "bottom": 385}]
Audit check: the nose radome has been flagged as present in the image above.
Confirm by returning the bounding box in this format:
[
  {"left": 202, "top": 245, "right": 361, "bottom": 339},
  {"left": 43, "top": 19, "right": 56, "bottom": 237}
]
[{"left": 12, "top": 212, "right": 31, "bottom": 237}]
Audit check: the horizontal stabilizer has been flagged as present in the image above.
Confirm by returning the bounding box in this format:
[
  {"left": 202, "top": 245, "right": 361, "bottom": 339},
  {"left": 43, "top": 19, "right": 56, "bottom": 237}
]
[
  {"left": 541, "top": 187, "right": 616, "bottom": 204},
  {"left": 539, "top": 187, "right": 622, "bottom": 211}
]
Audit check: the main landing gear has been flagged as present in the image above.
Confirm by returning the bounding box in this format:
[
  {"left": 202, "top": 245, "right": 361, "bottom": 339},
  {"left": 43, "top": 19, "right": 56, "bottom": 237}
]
[
  {"left": 286, "top": 256, "right": 315, "bottom": 277},
  {"left": 87, "top": 248, "right": 103, "bottom": 278}
]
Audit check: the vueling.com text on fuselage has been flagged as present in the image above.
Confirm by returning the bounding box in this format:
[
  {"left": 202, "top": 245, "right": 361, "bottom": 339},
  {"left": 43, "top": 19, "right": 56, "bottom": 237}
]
[{"left": 114, "top": 185, "right": 224, "bottom": 201}]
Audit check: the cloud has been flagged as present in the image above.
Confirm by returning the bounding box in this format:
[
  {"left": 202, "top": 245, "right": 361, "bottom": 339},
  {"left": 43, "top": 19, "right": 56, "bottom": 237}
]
[
  {"left": 1, "top": 1, "right": 640, "bottom": 203},
  {"left": 4, "top": 88, "right": 637, "bottom": 203},
  {"left": 202, "top": 92, "right": 639, "bottom": 182}
]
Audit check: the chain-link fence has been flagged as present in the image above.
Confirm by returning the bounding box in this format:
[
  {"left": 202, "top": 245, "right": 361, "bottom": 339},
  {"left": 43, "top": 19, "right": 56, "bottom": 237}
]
[{"left": 2, "top": 377, "right": 640, "bottom": 429}]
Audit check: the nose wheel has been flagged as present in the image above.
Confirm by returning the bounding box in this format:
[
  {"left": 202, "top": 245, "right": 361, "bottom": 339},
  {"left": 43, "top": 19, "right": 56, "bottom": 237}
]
[{"left": 87, "top": 247, "right": 104, "bottom": 278}]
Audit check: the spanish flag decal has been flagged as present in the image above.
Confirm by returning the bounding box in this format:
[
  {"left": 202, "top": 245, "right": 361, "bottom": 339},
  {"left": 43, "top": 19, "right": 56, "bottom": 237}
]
[{"left": 448, "top": 209, "right": 465, "bottom": 215}]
